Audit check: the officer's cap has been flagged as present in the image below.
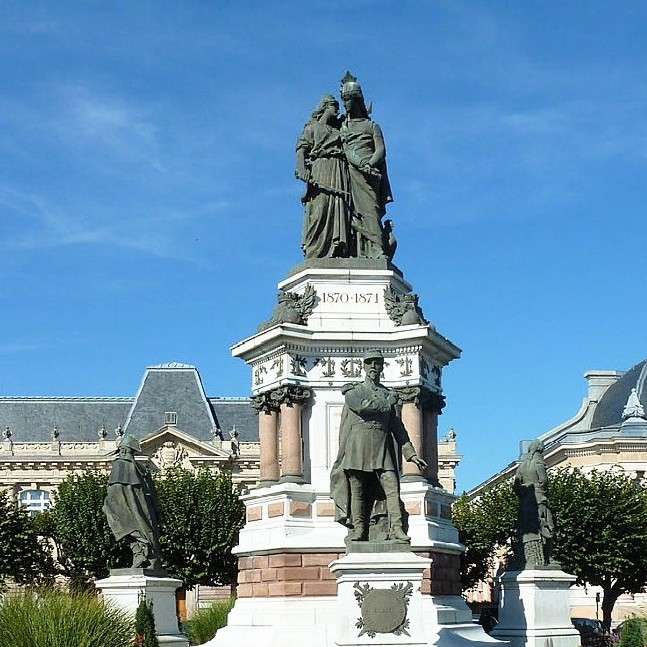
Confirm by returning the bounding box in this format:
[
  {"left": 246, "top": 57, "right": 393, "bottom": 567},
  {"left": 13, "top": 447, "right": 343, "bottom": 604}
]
[{"left": 362, "top": 349, "right": 384, "bottom": 362}]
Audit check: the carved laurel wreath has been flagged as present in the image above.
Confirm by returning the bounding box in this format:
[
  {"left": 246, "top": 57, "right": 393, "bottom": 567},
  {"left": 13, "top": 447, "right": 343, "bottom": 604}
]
[{"left": 353, "top": 581, "right": 412, "bottom": 638}]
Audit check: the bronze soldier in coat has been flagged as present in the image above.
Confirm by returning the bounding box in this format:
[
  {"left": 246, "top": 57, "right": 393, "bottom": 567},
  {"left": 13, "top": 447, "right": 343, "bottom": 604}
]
[
  {"left": 103, "top": 434, "right": 164, "bottom": 571},
  {"left": 330, "top": 349, "right": 427, "bottom": 543}
]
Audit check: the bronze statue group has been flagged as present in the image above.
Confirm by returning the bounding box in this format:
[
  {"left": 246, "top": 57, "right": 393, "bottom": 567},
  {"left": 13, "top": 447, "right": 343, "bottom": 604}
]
[{"left": 296, "top": 72, "right": 396, "bottom": 262}]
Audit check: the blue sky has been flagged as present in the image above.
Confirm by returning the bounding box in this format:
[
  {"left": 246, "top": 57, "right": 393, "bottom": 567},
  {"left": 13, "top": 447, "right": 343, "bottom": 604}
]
[{"left": 2, "top": 1, "right": 647, "bottom": 492}]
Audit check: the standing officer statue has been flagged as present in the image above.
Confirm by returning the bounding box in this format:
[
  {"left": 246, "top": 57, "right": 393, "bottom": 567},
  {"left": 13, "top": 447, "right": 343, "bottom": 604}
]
[{"left": 330, "top": 349, "right": 427, "bottom": 544}]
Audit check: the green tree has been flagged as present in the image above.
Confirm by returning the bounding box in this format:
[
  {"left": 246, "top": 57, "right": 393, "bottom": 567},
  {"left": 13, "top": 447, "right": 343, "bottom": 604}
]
[
  {"left": 0, "top": 491, "right": 55, "bottom": 590},
  {"left": 452, "top": 481, "right": 517, "bottom": 590},
  {"left": 549, "top": 468, "right": 647, "bottom": 630},
  {"left": 453, "top": 468, "right": 647, "bottom": 630},
  {"left": 155, "top": 468, "right": 245, "bottom": 588},
  {"left": 50, "top": 471, "right": 130, "bottom": 587},
  {"left": 49, "top": 467, "right": 246, "bottom": 590}
]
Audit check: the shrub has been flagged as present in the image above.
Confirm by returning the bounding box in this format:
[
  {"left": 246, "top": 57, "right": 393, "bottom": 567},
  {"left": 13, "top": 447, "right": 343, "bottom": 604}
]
[
  {"left": 134, "top": 597, "right": 159, "bottom": 647},
  {"left": 183, "top": 597, "right": 235, "bottom": 645},
  {"left": 619, "top": 618, "right": 647, "bottom": 647},
  {"left": 0, "top": 588, "right": 134, "bottom": 647}
]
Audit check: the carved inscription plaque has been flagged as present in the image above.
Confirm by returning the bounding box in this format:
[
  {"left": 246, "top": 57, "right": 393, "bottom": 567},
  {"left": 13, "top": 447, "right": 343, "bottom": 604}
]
[
  {"left": 354, "top": 582, "right": 412, "bottom": 638},
  {"left": 363, "top": 589, "right": 406, "bottom": 633}
]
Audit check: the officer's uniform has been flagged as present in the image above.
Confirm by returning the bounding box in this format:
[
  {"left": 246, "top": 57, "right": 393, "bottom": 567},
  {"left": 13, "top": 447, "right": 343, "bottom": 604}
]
[{"left": 331, "top": 378, "right": 416, "bottom": 542}]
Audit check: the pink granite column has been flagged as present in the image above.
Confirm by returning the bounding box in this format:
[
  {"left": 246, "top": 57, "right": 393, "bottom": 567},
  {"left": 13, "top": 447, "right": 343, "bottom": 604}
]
[
  {"left": 275, "top": 385, "right": 312, "bottom": 484},
  {"left": 250, "top": 392, "right": 280, "bottom": 486},
  {"left": 399, "top": 387, "right": 425, "bottom": 481}
]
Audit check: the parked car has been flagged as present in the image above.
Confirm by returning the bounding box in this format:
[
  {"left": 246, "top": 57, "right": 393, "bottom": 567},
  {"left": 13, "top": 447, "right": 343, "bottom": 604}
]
[{"left": 572, "top": 618, "right": 610, "bottom": 647}]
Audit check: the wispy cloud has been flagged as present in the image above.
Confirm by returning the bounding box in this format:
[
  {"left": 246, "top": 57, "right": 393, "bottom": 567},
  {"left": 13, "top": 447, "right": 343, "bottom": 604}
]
[
  {"left": 0, "top": 341, "right": 58, "bottom": 355},
  {"left": 0, "top": 185, "right": 230, "bottom": 264},
  {"left": 54, "top": 87, "right": 165, "bottom": 172}
]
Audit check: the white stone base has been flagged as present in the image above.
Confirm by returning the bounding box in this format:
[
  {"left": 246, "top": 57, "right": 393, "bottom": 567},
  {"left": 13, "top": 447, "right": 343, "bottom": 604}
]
[
  {"left": 330, "top": 551, "right": 431, "bottom": 645},
  {"left": 201, "top": 596, "right": 338, "bottom": 647},
  {"left": 491, "top": 569, "right": 580, "bottom": 647},
  {"left": 201, "top": 594, "right": 500, "bottom": 647},
  {"left": 95, "top": 572, "right": 188, "bottom": 646},
  {"left": 201, "top": 552, "right": 498, "bottom": 647}
]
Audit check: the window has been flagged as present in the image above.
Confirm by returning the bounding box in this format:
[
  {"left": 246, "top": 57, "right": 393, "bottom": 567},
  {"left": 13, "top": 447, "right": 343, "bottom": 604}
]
[
  {"left": 19, "top": 489, "right": 51, "bottom": 516},
  {"left": 164, "top": 411, "right": 178, "bottom": 425}
]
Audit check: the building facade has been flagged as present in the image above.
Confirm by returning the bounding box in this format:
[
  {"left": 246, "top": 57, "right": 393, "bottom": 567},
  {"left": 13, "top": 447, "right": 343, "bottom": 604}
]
[
  {"left": 468, "top": 358, "right": 647, "bottom": 622},
  {"left": 0, "top": 361, "right": 462, "bottom": 511},
  {"left": 0, "top": 363, "right": 261, "bottom": 511}
]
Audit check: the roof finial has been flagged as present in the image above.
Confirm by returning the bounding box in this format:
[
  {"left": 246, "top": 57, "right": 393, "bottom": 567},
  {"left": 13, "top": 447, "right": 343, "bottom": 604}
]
[{"left": 622, "top": 387, "right": 646, "bottom": 420}]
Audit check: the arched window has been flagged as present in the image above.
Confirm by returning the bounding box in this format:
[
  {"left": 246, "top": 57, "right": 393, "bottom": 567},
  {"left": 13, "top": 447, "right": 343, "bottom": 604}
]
[{"left": 19, "top": 489, "right": 51, "bottom": 516}]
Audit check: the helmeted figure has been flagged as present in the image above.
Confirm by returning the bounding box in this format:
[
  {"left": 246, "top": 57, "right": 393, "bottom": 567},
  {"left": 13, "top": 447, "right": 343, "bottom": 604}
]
[
  {"left": 513, "top": 439, "right": 556, "bottom": 569},
  {"left": 330, "top": 349, "right": 427, "bottom": 543},
  {"left": 103, "top": 434, "right": 164, "bottom": 571},
  {"left": 340, "top": 72, "right": 393, "bottom": 259}
]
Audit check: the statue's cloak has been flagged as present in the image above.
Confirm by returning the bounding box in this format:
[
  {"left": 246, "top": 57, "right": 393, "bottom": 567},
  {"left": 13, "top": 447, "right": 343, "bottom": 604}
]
[{"left": 102, "top": 456, "right": 161, "bottom": 547}]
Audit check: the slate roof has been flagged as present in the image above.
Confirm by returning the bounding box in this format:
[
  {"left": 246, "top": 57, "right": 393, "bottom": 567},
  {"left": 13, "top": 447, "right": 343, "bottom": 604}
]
[
  {"left": 591, "top": 359, "right": 647, "bottom": 429},
  {"left": 0, "top": 397, "right": 132, "bottom": 442},
  {"left": 0, "top": 363, "right": 258, "bottom": 443},
  {"left": 210, "top": 398, "right": 258, "bottom": 442},
  {"left": 123, "top": 364, "right": 216, "bottom": 439}
]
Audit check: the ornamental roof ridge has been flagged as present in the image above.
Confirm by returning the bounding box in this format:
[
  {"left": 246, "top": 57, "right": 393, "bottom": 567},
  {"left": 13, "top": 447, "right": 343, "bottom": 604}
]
[
  {"left": 147, "top": 362, "right": 196, "bottom": 369},
  {"left": 209, "top": 396, "right": 251, "bottom": 402},
  {"left": 0, "top": 396, "right": 133, "bottom": 402}
]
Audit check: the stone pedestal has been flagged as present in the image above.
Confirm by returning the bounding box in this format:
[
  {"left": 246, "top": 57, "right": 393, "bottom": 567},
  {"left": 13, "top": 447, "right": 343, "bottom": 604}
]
[
  {"left": 95, "top": 571, "right": 188, "bottom": 646},
  {"left": 491, "top": 569, "right": 580, "bottom": 647},
  {"left": 211, "top": 262, "right": 497, "bottom": 647},
  {"left": 330, "top": 551, "right": 432, "bottom": 646}
]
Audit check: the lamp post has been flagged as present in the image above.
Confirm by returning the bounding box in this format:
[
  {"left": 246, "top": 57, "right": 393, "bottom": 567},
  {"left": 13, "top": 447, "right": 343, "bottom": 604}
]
[{"left": 595, "top": 592, "right": 600, "bottom": 620}]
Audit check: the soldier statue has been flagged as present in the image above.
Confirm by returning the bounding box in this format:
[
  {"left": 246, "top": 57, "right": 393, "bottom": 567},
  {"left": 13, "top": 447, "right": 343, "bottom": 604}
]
[{"left": 330, "top": 349, "right": 427, "bottom": 543}]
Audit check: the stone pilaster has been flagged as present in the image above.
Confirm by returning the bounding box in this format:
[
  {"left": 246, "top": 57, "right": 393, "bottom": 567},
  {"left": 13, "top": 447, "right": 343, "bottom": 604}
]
[{"left": 273, "top": 385, "right": 312, "bottom": 484}]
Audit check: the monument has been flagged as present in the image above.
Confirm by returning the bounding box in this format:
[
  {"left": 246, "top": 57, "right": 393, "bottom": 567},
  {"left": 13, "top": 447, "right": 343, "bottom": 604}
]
[
  {"left": 205, "top": 74, "right": 495, "bottom": 647},
  {"left": 491, "top": 440, "right": 580, "bottom": 647},
  {"left": 95, "top": 434, "right": 188, "bottom": 646}
]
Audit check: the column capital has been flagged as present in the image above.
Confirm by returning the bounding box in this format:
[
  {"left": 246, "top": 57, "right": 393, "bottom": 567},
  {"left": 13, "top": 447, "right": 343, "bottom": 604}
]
[
  {"left": 394, "top": 385, "right": 424, "bottom": 406},
  {"left": 393, "top": 386, "right": 446, "bottom": 413},
  {"left": 250, "top": 391, "right": 280, "bottom": 414},
  {"left": 273, "top": 384, "right": 312, "bottom": 408},
  {"left": 427, "top": 390, "right": 446, "bottom": 414}
]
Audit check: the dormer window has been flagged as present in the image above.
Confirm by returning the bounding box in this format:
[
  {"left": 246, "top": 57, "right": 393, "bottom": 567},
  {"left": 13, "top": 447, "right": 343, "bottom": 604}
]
[{"left": 165, "top": 411, "right": 178, "bottom": 426}]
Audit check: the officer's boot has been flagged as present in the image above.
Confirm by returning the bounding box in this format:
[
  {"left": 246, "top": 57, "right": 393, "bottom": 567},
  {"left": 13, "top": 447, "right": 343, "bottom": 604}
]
[
  {"left": 382, "top": 476, "right": 410, "bottom": 542},
  {"left": 348, "top": 496, "right": 368, "bottom": 541},
  {"left": 131, "top": 540, "right": 148, "bottom": 568}
]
